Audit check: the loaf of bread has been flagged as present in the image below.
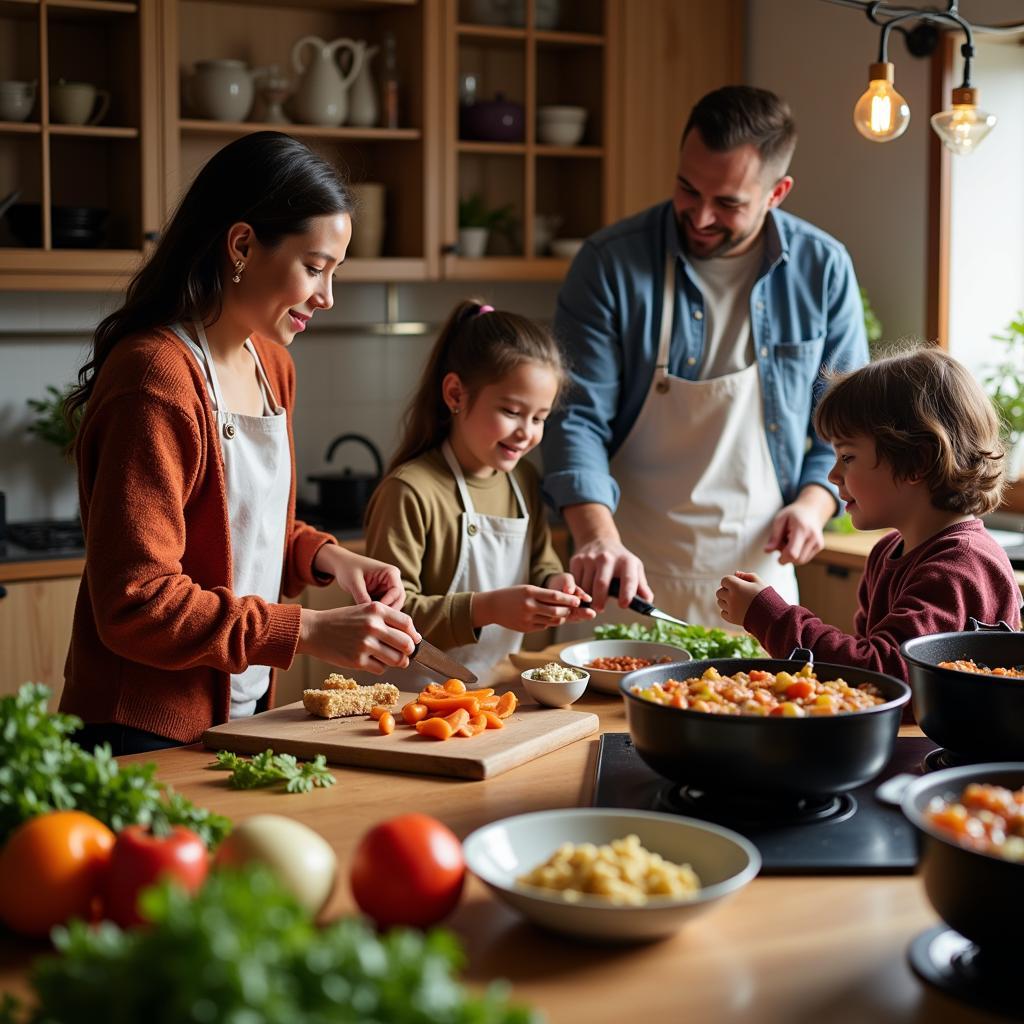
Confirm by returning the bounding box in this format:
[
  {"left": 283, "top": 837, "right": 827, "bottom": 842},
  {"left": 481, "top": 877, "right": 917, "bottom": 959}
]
[{"left": 302, "top": 680, "right": 400, "bottom": 719}]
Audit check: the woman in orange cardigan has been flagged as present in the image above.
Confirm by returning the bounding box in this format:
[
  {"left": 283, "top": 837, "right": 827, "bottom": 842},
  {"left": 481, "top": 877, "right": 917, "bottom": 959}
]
[{"left": 61, "top": 132, "right": 419, "bottom": 754}]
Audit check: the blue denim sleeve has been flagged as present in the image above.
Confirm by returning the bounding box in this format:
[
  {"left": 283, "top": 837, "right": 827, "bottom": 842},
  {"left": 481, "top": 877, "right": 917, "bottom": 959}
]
[
  {"left": 541, "top": 242, "right": 624, "bottom": 513},
  {"left": 797, "top": 244, "right": 869, "bottom": 504}
]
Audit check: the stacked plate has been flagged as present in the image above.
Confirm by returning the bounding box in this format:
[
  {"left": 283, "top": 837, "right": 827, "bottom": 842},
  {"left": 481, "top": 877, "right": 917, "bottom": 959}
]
[{"left": 6, "top": 203, "right": 108, "bottom": 248}]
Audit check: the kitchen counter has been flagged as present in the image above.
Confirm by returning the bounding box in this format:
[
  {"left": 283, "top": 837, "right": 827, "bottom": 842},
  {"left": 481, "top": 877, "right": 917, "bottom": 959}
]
[{"left": 0, "top": 659, "right": 1000, "bottom": 1023}]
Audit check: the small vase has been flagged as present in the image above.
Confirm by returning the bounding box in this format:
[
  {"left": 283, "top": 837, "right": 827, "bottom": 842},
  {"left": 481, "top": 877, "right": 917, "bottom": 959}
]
[
  {"left": 348, "top": 182, "right": 386, "bottom": 258},
  {"left": 458, "top": 227, "right": 489, "bottom": 258},
  {"left": 347, "top": 42, "right": 380, "bottom": 128}
]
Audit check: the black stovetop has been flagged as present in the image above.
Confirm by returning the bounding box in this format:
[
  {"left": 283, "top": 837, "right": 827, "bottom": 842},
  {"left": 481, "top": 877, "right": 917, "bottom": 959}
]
[{"left": 592, "top": 733, "right": 939, "bottom": 874}]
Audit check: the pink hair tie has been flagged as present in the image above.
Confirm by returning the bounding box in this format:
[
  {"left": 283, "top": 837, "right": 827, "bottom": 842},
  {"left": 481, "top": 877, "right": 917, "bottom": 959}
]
[{"left": 476, "top": 304, "right": 494, "bottom": 316}]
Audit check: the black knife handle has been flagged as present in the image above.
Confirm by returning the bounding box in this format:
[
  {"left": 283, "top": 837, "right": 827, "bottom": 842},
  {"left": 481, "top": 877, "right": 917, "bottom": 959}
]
[{"left": 582, "top": 578, "right": 655, "bottom": 616}]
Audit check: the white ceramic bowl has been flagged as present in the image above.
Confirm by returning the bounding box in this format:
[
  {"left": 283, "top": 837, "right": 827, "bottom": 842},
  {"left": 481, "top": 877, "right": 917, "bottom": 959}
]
[
  {"left": 537, "top": 104, "right": 587, "bottom": 123},
  {"left": 550, "top": 237, "right": 584, "bottom": 260},
  {"left": 463, "top": 808, "right": 760, "bottom": 943},
  {"left": 521, "top": 668, "right": 589, "bottom": 707},
  {"left": 538, "top": 120, "right": 585, "bottom": 146},
  {"left": 559, "top": 639, "right": 691, "bottom": 695}
]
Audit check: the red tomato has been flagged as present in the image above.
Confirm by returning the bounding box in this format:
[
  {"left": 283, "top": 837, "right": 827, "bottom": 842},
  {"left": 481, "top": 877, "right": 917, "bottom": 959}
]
[
  {"left": 349, "top": 813, "right": 465, "bottom": 929},
  {"left": 102, "top": 825, "right": 209, "bottom": 928},
  {"left": 0, "top": 810, "right": 115, "bottom": 938}
]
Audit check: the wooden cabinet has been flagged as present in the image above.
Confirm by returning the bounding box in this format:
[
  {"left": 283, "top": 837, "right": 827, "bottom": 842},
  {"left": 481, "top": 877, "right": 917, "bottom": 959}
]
[
  {"left": 0, "top": 574, "right": 79, "bottom": 709},
  {"left": 0, "top": 0, "right": 161, "bottom": 290},
  {"left": 795, "top": 559, "right": 861, "bottom": 632},
  {"left": 160, "top": 0, "right": 440, "bottom": 282},
  {"left": 442, "top": 0, "right": 616, "bottom": 279}
]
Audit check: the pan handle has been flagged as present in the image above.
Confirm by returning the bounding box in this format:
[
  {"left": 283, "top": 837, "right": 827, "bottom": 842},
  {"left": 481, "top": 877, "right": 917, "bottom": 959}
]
[
  {"left": 966, "top": 618, "right": 1016, "bottom": 633},
  {"left": 786, "top": 647, "right": 814, "bottom": 666}
]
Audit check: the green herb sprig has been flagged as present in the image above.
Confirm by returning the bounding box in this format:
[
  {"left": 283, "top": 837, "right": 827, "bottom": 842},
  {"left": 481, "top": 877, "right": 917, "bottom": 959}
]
[
  {"left": 0, "top": 684, "right": 231, "bottom": 848},
  {"left": 593, "top": 621, "right": 765, "bottom": 660},
  {"left": 1, "top": 867, "right": 539, "bottom": 1024},
  {"left": 210, "top": 748, "right": 336, "bottom": 793}
]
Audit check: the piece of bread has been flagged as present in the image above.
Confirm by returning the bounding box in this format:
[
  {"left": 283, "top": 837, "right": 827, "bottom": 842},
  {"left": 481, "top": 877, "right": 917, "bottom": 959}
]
[
  {"left": 303, "top": 681, "right": 400, "bottom": 719},
  {"left": 320, "top": 674, "right": 360, "bottom": 691}
]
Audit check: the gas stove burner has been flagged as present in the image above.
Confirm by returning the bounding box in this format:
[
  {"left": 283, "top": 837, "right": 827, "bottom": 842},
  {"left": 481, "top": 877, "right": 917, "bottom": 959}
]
[
  {"left": 8, "top": 519, "right": 84, "bottom": 552},
  {"left": 921, "top": 747, "right": 976, "bottom": 773},
  {"left": 655, "top": 782, "right": 858, "bottom": 828},
  {"left": 908, "top": 924, "right": 1024, "bottom": 1020}
]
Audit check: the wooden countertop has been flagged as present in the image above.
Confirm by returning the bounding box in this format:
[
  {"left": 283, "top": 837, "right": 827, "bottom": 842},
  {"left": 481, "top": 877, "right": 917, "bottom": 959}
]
[{"left": 0, "top": 653, "right": 999, "bottom": 1023}]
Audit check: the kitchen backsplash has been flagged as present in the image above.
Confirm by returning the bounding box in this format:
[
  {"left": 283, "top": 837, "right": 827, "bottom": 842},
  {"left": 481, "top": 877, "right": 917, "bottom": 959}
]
[{"left": 0, "top": 282, "right": 561, "bottom": 521}]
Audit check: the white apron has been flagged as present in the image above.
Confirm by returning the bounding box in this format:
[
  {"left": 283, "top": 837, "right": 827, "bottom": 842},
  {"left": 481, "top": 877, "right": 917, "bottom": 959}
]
[
  {"left": 605, "top": 252, "right": 798, "bottom": 627},
  {"left": 173, "top": 322, "right": 291, "bottom": 718},
  {"left": 392, "top": 441, "right": 532, "bottom": 689}
]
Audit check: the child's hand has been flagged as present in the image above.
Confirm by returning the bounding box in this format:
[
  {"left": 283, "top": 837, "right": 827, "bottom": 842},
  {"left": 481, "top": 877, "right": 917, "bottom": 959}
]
[
  {"left": 716, "top": 571, "right": 768, "bottom": 626},
  {"left": 545, "top": 572, "right": 597, "bottom": 624},
  {"left": 473, "top": 585, "right": 584, "bottom": 633}
]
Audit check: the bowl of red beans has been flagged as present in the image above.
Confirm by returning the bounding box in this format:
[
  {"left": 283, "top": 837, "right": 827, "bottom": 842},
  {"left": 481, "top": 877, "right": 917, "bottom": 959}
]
[
  {"left": 902, "top": 764, "right": 1024, "bottom": 951},
  {"left": 559, "top": 640, "right": 691, "bottom": 695},
  {"left": 621, "top": 649, "right": 911, "bottom": 799}
]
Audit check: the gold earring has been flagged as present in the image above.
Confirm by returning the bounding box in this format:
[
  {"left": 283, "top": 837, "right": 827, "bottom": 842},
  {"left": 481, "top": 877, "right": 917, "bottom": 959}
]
[{"left": 232, "top": 259, "right": 245, "bottom": 284}]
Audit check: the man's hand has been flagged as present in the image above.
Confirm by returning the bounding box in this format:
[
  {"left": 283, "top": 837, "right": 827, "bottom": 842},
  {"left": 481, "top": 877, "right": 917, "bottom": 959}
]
[
  {"left": 764, "top": 486, "right": 834, "bottom": 565},
  {"left": 716, "top": 571, "right": 769, "bottom": 626}
]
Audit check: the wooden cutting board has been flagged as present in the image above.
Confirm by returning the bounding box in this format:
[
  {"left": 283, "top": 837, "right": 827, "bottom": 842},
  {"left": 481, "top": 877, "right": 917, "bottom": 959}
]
[{"left": 202, "top": 690, "right": 599, "bottom": 781}]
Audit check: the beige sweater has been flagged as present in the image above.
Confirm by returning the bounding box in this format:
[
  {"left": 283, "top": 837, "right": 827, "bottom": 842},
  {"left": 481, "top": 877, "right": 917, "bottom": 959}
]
[{"left": 364, "top": 448, "right": 564, "bottom": 649}]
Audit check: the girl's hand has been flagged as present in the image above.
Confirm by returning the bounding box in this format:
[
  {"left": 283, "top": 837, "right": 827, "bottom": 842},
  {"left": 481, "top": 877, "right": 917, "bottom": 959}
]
[
  {"left": 315, "top": 545, "right": 406, "bottom": 608},
  {"left": 298, "top": 602, "right": 419, "bottom": 674},
  {"left": 716, "top": 571, "right": 769, "bottom": 626},
  {"left": 472, "top": 585, "right": 584, "bottom": 633},
  {"left": 545, "top": 572, "right": 597, "bottom": 624}
]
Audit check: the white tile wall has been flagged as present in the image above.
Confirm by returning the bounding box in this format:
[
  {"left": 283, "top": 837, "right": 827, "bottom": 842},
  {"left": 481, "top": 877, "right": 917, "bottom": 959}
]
[{"left": 0, "top": 282, "right": 561, "bottom": 521}]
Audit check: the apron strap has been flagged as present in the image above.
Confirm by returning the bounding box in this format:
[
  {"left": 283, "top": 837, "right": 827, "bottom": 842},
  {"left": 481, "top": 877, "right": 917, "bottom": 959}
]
[
  {"left": 656, "top": 252, "right": 677, "bottom": 393},
  {"left": 244, "top": 339, "right": 283, "bottom": 414},
  {"left": 441, "top": 439, "right": 529, "bottom": 519}
]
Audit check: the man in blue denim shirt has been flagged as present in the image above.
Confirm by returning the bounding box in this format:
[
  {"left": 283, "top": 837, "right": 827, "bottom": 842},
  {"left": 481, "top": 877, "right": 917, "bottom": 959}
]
[{"left": 542, "top": 86, "right": 868, "bottom": 626}]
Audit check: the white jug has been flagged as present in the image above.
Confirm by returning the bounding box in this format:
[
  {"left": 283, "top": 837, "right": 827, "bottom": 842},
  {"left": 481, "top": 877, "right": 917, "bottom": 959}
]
[
  {"left": 346, "top": 42, "right": 380, "bottom": 128},
  {"left": 291, "top": 35, "right": 364, "bottom": 127}
]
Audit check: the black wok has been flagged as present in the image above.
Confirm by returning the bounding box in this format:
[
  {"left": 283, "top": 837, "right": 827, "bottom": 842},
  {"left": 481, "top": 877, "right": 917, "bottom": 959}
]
[
  {"left": 620, "top": 650, "right": 910, "bottom": 799},
  {"left": 900, "top": 619, "right": 1024, "bottom": 760},
  {"left": 902, "top": 763, "right": 1024, "bottom": 950}
]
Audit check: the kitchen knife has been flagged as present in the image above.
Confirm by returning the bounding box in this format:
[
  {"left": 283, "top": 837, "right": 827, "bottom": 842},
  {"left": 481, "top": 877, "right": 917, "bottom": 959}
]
[
  {"left": 583, "top": 579, "right": 690, "bottom": 628},
  {"left": 411, "top": 637, "right": 479, "bottom": 685}
]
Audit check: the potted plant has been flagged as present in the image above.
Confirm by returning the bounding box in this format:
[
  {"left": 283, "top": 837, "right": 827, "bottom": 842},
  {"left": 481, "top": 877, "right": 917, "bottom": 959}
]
[
  {"left": 981, "top": 311, "right": 1024, "bottom": 480},
  {"left": 26, "top": 384, "right": 78, "bottom": 459},
  {"left": 457, "top": 194, "right": 515, "bottom": 258}
]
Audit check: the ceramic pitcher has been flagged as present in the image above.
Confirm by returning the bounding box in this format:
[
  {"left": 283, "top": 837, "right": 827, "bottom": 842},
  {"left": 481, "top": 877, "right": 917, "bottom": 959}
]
[
  {"left": 291, "top": 35, "right": 364, "bottom": 127},
  {"left": 346, "top": 42, "right": 379, "bottom": 128}
]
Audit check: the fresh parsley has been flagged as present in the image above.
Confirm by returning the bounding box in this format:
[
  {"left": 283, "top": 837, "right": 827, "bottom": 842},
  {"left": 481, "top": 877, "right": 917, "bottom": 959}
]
[
  {"left": 1, "top": 867, "right": 539, "bottom": 1024},
  {"left": 0, "top": 684, "right": 231, "bottom": 849},
  {"left": 210, "top": 748, "right": 337, "bottom": 793},
  {"left": 593, "top": 621, "right": 765, "bottom": 660}
]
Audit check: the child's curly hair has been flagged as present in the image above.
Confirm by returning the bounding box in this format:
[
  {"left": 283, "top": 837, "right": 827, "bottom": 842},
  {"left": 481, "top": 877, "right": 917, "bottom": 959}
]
[{"left": 814, "top": 345, "right": 1005, "bottom": 515}]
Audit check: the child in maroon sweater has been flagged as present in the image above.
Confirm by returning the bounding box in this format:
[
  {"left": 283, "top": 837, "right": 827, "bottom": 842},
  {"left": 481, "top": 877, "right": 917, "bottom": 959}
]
[{"left": 716, "top": 347, "right": 1021, "bottom": 681}]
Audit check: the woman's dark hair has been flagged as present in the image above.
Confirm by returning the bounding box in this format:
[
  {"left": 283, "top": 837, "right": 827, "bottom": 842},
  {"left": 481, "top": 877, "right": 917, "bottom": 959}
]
[
  {"left": 65, "top": 131, "right": 352, "bottom": 428},
  {"left": 389, "top": 299, "right": 568, "bottom": 472},
  {"left": 814, "top": 345, "right": 1006, "bottom": 515},
  {"left": 682, "top": 85, "right": 797, "bottom": 180}
]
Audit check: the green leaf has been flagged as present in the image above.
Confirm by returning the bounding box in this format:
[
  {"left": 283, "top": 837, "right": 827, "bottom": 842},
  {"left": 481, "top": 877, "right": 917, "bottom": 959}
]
[
  {"left": 209, "top": 748, "right": 337, "bottom": 794},
  {"left": 593, "top": 622, "right": 764, "bottom": 659}
]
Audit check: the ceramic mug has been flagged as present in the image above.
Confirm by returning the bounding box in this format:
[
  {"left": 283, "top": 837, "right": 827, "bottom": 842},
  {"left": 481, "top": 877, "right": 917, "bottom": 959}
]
[
  {"left": 50, "top": 80, "right": 110, "bottom": 126},
  {"left": 0, "top": 80, "right": 37, "bottom": 123}
]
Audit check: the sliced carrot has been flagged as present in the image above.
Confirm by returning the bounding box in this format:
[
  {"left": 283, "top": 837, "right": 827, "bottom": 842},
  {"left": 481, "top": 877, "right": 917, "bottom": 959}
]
[
  {"left": 416, "top": 717, "right": 454, "bottom": 741},
  {"left": 369, "top": 705, "right": 391, "bottom": 720},
  {"left": 420, "top": 683, "right": 447, "bottom": 698},
  {"left": 456, "top": 713, "right": 488, "bottom": 737},
  {"left": 495, "top": 691, "right": 518, "bottom": 719},
  {"left": 471, "top": 688, "right": 496, "bottom": 699},
  {"left": 378, "top": 711, "right": 395, "bottom": 735},
  {"left": 402, "top": 701, "right": 429, "bottom": 725},
  {"left": 443, "top": 678, "right": 467, "bottom": 695},
  {"left": 444, "top": 708, "right": 471, "bottom": 733},
  {"left": 479, "top": 696, "right": 499, "bottom": 711},
  {"left": 420, "top": 694, "right": 481, "bottom": 715},
  {"left": 481, "top": 710, "right": 505, "bottom": 730}
]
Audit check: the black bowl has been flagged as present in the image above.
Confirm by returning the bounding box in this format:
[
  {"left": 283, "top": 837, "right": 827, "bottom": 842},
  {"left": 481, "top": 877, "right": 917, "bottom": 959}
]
[
  {"left": 902, "top": 763, "right": 1024, "bottom": 950},
  {"left": 621, "top": 653, "right": 910, "bottom": 799},
  {"left": 901, "top": 625, "right": 1024, "bottom": 760},
  {"left": 6, "top": 203, "right": 107, "bottom": 247}
]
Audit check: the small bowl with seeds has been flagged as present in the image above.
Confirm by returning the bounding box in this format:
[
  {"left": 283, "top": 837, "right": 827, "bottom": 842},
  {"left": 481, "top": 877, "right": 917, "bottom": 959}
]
[{"left": 522, "top": 662, "right": 590, "bottom": 708}]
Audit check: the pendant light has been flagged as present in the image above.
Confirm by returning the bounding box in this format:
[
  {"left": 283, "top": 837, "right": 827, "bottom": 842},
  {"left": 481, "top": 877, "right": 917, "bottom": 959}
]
[{"left": 853, "top": 61, "right": 910, "bottom": 142}]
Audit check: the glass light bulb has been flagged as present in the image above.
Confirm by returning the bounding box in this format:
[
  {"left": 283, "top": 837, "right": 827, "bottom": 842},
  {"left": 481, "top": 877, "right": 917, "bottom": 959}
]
[
  {"left": 930, "top": 104, "right": 997, "bottom": 156},
  {"left": 853, "top": 78, "right": 911, "bottom": 142}
]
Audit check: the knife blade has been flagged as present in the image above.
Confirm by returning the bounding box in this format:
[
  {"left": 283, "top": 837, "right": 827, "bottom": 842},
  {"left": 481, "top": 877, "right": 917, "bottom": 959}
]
[
  {"left": 583, "top": 579, "right": 690, "bottom": 628},
  {"left": 411, "top": 637, "right": 479, "bottom": 685}
]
